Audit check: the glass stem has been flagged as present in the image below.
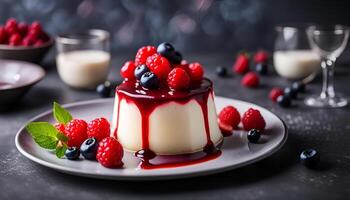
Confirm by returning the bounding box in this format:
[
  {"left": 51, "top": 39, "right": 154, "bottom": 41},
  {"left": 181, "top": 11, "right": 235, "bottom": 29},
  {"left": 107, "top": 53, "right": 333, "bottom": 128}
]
[{"left": 320, "top": 58, "right": 335, "bottom": 99}]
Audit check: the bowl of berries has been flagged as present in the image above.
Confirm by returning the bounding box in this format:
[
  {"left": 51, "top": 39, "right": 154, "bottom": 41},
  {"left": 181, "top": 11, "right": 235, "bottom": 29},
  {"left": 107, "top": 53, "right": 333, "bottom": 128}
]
[{"left": 0, "top": 18, "right": 54, "bottom": 64}]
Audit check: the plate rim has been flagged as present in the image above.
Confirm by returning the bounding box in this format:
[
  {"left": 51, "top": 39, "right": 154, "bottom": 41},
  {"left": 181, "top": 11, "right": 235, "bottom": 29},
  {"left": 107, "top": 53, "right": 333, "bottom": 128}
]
[{"left": 15, "top": 97, "right": 288, "bottom": 181}]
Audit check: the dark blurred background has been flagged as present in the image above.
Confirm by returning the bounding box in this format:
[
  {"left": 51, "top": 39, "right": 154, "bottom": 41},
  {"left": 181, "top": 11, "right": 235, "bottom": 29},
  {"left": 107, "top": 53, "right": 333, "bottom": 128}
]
[{"left": 1, "top": 0, "right": 350, "bottom": 55}]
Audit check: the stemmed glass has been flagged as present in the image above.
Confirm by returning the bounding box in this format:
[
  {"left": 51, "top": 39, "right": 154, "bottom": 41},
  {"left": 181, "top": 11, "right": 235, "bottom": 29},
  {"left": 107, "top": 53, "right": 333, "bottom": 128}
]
[{"left": 305, "top": 25, "right": 349, "bottom": 108}]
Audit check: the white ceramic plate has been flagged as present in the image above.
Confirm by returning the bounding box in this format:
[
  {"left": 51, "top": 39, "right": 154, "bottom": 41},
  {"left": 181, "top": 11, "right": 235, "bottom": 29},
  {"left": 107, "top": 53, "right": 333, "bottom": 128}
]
[{"left": 15, "top": 97, "right": 287, "bottom": 180}]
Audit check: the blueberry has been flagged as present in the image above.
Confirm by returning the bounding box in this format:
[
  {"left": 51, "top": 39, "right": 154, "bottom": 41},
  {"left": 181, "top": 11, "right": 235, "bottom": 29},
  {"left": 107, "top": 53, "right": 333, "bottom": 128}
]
[
  {"left": 65, "top": 147, "right": 80, "bottom": 160},
  {"left": 80, "top": 138, "right": 99, "bottom": 160},
  {"left": 157, "top": 42, "right": 175, "bottom": 58},
  {"left": 96, "top": 81, "right": 112, "bottom": 98},
  {"left": 140, "top": 72, "right": 159, "bottom": 89},
  {"left": 292, "top": 81, "right": 305, "bottom": 93},
  {"left": 167, "top": 51, "right": 183, "bottom": 64},
  {"left": 284, "top": 87, "right": 297, "bottom": 99},
  {"left": 277, "top": 95, "right": 291, "bottom": 107},
  {"left": 255, "top": 63, "right": 268, "bottom": 75},
  {"left": 216, "top": 66, "right": 227, "bottom": 77},
  {"left": 300, "top": 149, "right": 320, "bottom": 168},
  {"left": 247, "top": 129, "right": 261, "bottom": 143},
  {"left": 134, "top": 64, "right": 149, "bottom": 80}
]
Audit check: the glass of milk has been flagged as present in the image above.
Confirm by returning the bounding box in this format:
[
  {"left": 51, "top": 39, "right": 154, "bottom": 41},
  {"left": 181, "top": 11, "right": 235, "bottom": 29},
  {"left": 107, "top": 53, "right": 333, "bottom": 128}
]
[
  {"left": 274, "top": 26, "right": 321, "bottom": 81},
  {"left": 56, "top": 29, "right": 111, "bottom": 89}
]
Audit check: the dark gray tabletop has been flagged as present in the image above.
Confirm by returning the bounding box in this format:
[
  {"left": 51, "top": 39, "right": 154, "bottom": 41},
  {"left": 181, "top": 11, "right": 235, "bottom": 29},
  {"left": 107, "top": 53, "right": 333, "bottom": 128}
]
[{"left": 1, "top": 53, "right": 349, "bottom": 200}]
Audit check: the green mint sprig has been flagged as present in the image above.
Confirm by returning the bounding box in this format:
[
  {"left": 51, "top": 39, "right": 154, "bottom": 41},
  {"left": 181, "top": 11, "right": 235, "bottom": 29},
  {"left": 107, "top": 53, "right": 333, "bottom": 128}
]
[{"left": 25, "top": 102, "right": 73, "bottom": 158}]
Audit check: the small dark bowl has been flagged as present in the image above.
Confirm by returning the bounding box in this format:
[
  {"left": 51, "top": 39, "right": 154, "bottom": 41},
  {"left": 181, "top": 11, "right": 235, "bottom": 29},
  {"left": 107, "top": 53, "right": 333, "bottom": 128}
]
[
  {"left": 0, "top": 38, "right": 54, "bottom": 64},
  {"left": 0, "top": 60, "right": 45, "bottom": 106}
]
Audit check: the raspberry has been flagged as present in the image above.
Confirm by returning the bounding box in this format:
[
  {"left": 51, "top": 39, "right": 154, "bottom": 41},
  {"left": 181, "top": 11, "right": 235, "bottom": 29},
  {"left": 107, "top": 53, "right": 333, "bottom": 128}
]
[
  {"left": 30, "top": 21, "right": 42, "bottom": 32},
  {"left": 120, "top": 61, "right": 137, "bottom": 80},
  {"left": 269, "top": 88, "right": 284, "bottom": 102},
  {"left": 254, "top": 50, "right": 268, "bottom": 63},
  {"left": 96, "top": 137, "right": 124, "bottom": 168},
  {"left": 5, "top": 18, "right": 18, "bottom": 35},
  {"left": 65, "top": 119, "right": 88, "bottom": 148},
  {"left": 233, "top": 54, "right": 249, "bottom": 74},
  {"left": 135, "top": 46, "right": 157, "bottom": 66},
  {"left": 34, "top": 39, "right": 44, "bottom": 47},
  {"left": 188, "top": 62, "right": 204, "bottom": 83},
  {"left": 9, "top": 33, "right": 22, "bottom": 46},
  {"left": 22, "top": 36, "right": 34, "bottom": 46},
  {"left": 54, "top": 123, "right": 65, "bottom": 133},
  {"left": 242, "top": 108, "right": 266, "bottom": 131},
  {"left": 167, "top": 68, "right": 190, "bottom": 90},
  {"left": 218, "top": 106, "right": 241, "bottom": 129},
  {"left": 18, "top": 22, "right": 28, "bottom": 36},
  {"left": 241, "top": 72, "right": 259, "bottom": 88},
  {"left": 174, "top": 62, "right": 190, "bottom": 74},
  {"left": 218, "top": 121, "right": 233, "bottom": 137},
  {"left": 0, "top": 26, "right": 8, "bottom": 44},
  {"left": 87, "top": 118, "right": 110, "bottom": 142},
  {"left": 146, "top": 53, "right": 171, "bottom": 80}
]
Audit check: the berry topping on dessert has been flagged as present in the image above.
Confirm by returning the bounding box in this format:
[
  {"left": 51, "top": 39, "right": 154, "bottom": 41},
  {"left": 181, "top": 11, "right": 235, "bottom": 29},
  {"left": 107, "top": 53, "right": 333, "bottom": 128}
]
[
  {"left": 233, "top": 53, "right": 249, "bottom": 74},
  {"left": 65, "top": 119, "right": 88, "bottom": 148},
  {"left": 135, "top": 46, "right": 157, "bottom": 66},
  {"left": 80, "top": 138, "right": 99, "bottom": 160},
  {"left": 146, "top": 53, "right": 171, "bottom": 80},
  {"left": 97, "top": 137, "right": 124, "bottom": 168},
  {"left": 140, "top": 71, "right": 160, "bottom": 89},
  {"left": 134, "top": 64, "right": 150, "bottom": 80},
  {"left": 218, "top": 106, "right": 241, "bottom": 129},
  {"left": 242, "top": 72, "right": 259, "bottom": 88},
  {"left": 188, "top": 62, "right": 204, "bottom": 83},
  {"left": 87, "top": 118, "right": 110, "bottom": 142},
  {"left": 269, "top": 88, "right": 284, "bottom": 102},
  {"left": 167, "top": 68, "right": 190, "bottom": 90},
  {"left": 242, "top": 108, "right": 266, "bottom": 131},
  {"left": 120, "top": 61, "right": 137, "bottom": 80}
]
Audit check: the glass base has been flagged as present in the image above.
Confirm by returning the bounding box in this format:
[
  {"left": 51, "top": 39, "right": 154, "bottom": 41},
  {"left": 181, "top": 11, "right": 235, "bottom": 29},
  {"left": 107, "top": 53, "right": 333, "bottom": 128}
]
[{"left": 305, "top": 94, "right": 348, "bottom": 108}]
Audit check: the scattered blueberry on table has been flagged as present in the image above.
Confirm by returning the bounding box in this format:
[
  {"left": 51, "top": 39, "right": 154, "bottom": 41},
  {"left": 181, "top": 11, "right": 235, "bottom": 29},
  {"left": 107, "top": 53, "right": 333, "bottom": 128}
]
[
  {"left": 216, "top": 66, "right": 227, "bottom": 77},
  {"left": 300, "top": 149, "right": 320, "bottom": 168},
  {"left": 255, "top": 63, "right": 268, "bottom": 75},
  {"left": 96, "top": 81, "right": 112, "bottom": 98},
  {"left": 277, "top": 95, "right": 292, "bottom": 107}
]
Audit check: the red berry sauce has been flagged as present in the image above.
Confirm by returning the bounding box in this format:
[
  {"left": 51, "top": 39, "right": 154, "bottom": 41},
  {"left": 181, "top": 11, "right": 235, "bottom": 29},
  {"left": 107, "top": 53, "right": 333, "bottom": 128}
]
[{"left": 113, "top": 78, "right": 222, "bottom": 169}]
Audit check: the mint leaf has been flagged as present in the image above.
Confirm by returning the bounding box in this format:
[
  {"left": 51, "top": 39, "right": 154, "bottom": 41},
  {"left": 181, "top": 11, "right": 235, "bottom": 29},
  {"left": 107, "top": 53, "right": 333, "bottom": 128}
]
[
  {"left": 25, "top": 122, "right": 59, "bottom": 150},
  {"left": 57, "top": 132, "right": 68, "bottom": 142},
  {"left": 26, "top": 122, "right": 58, "bottom": 138},
  {"left": 55, "top": 142, "right": 67, "bottom": 158},
  {"left": 53, "top": 102, "right": 73, "bottom": 125},
  {"left": 34, "top": 135, "right": 58, "bottom": 149}
]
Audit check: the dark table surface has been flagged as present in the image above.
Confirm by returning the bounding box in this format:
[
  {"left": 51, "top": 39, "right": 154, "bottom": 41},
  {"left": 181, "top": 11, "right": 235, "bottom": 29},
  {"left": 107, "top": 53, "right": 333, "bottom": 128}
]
[{"left": 1, "top": 53, "right": 350, "bottom": 200}]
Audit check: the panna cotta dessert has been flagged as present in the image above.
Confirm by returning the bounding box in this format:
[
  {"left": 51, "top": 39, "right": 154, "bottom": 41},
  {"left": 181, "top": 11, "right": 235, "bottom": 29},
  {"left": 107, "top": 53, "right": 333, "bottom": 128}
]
[{"left": 111, "top": 43, "right": 223, "bottom": 157}]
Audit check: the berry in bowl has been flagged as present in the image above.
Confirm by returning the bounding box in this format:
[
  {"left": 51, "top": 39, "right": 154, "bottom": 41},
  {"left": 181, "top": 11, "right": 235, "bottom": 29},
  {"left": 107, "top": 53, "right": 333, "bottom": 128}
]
[{"left": 0, "top": 18, "right": 54, "bottom": 64}]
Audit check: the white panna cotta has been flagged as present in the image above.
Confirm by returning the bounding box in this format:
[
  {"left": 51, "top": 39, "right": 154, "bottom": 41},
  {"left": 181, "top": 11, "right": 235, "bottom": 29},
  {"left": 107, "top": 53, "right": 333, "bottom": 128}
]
[{"left": 111, "top": 78, "right": 223, "bottom": 155}]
